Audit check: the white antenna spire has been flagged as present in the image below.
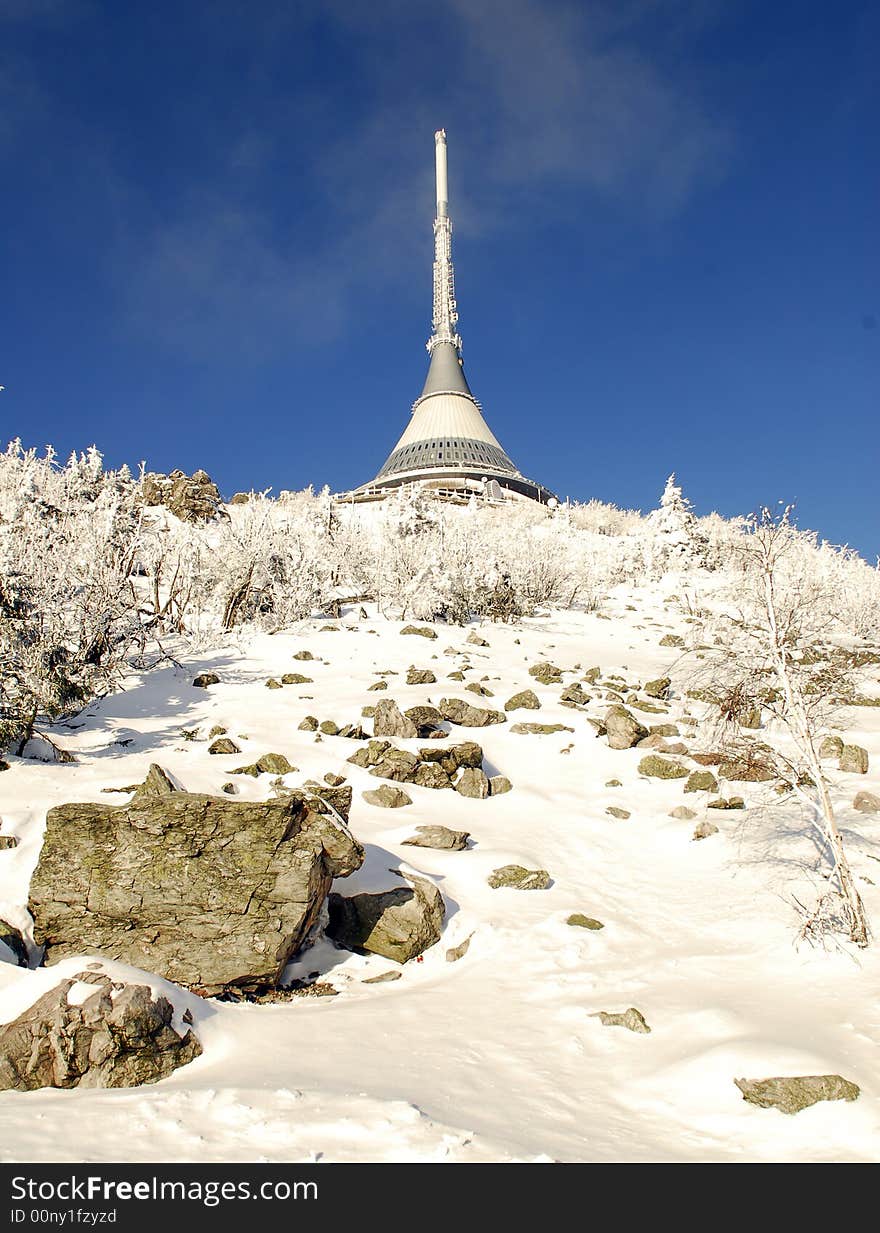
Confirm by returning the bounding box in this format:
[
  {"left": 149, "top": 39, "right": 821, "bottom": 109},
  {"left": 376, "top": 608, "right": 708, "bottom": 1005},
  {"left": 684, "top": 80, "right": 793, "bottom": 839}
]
[{"left": 428, "top": 129, "right": 462, "bottom": 355}]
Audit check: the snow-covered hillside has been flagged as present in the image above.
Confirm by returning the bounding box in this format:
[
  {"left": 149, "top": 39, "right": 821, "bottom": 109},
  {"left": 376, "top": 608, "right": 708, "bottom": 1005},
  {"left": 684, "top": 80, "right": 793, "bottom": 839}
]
[{"left": 2, "top": 586, "right": 880, "bottom": 1163}]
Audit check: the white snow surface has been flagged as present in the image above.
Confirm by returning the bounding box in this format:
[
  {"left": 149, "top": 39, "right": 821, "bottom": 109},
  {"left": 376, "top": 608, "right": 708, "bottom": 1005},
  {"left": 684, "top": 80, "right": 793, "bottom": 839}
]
[{"left": 1, "top": 584, "right": 879, "bottom": 1163}]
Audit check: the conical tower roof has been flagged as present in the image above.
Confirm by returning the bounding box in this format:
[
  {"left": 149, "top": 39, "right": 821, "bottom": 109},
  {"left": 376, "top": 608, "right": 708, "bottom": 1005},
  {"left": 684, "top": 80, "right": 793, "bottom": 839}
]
[{"left": 353, "top": 131, "right": 556, "bottom": 505}]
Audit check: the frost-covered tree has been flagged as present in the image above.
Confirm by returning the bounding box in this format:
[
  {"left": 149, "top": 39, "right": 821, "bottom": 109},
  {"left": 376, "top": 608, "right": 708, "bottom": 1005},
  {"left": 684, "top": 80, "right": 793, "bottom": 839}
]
[{"left": 645, "top": 473, "right": 708, "bottom": 571}]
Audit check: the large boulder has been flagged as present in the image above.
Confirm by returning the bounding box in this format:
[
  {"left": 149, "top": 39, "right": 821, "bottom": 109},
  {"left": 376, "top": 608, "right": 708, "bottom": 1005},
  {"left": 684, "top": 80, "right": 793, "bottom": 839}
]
[
  {"left": 327, "top": 878, "right": 445, "bottom": 963},
  {"left": 29, "top": 791, "right": 364, "bottom": 996},
  {"left": 0, "top": 974, "right": 201, "bottom": 1091},
  {"left": 734, "top": 1074, "right": 859, "bottom": 1115},
  {"left": 605, "top": 706, "right": 649, "bottom": 750},
  {"left": 839, "top": 745, "right": 869, "bottom": 775}
]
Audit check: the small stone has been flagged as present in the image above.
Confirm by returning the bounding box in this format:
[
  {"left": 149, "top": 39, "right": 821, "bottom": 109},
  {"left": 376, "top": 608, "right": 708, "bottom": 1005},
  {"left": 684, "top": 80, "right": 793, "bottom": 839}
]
[
  {"left": 645, "top": 677, "right": 671, "bottom": 699},
  {"left": 489, "top": 775, "right": 513, "bottom": 795},
  {"left": 567, "top": 914, "right": 604, "bottom": 930},
  {"left": 368, "top": 680, "right": 388, "bottom": 691},
  {"left": 466, "top": 631, "right": 489, "bottom": 647},
  {"left": 208, "top": 738, "right": 241, "bottom": 755},
  {"left": 361, "top": 970, "right": 402, "bottom": 984},
  {"left": 529, "top": 662, "right": 562, "bottom": 684},
  {"left": 684, "top": 770, "right": 718, "bottom": 794},
  {"left": 292, "top": 651, "right": 314, "bottom": 661},
  {"left": 509, "top": 722, "right": 573, "bottom": 735},
  {"left": 192, "top": 672, "right": 220, "bottom": 688},
  {"left": 298, "top": 715, "right": 319, "bottom": 731},
  {"left": 402, "top": 825, "right": 469, "bottom": 851},
  {"left": 265, "top": 678, "right": 282, "bottom": 690},
  {"left": 400, "top": 625, "right": 437, "bottom": 639},
  {"left": 583, "top": 667, "right": 601, "bottom": 683},
  {"left": 606, "top": 806, "right": 630, "bottom": 820},
  {"left": 592, "top": 1008, "right": 651, "bottom": 1034},
  {"left": 693, "top": 820, "right": 719, "bottom": 840},
  {"left": 669, "top": 806, "right": 697, "bottom": 820},
  {"left": 465, "top": 682, "right": 494, "bottom": 696},
  {"left": 447, "top": 671, "right": 465, "bottom": 681},
  {"left": 707, "top": 796, "right": 745, "bottom": 810},
  {"left": 839, "top": 745, "right": 869, "bottom": 774},
  {"left": 406, "top": 667, "right": 436, "bottom": 685},
  {"left": 638, "top": 755, "right": 689, "bottom": 779},
  {"left": 445, "top": 934, "right": 474, "bottom": 962},
  {"left": 319, "top": 721, "right": 339, "bottom": 736},
  {"left": 605, "top": 779, "right": 622, "bottom": 788},
  {"left": 734, "top": 1075, "right": 859, "bottom": 1115},
  {"left": 660, "top": 634, "right": 685, "bottom": 648},
  {"left": 649, "top": 724, "right": 680, "bottom": 737},
  {"left": 853, "top": 791, "right": 880, "bottom": 814},
  {"left": 281, "top": 673, "right": 313, "bottom": 685},
  {"left": 324, "top": 773, "right": 346, "bottom": 787},
  {"left": 208, "top": 725, "right": 227, "bottom": 738},
  {"left": 362, "top": 785, "right": 412, "bottom": 809},
  {"left": 221, "top": 783, "right": 237, "bottom": 795},
  {"left": 505, "top": 689, "right": 541, "bottom": 711},
  {"left": 0, "top": 835, "right": 19, "bottom": 850},
  {"left": 487, "top": 865, "right": 551, "bottom": 890}
]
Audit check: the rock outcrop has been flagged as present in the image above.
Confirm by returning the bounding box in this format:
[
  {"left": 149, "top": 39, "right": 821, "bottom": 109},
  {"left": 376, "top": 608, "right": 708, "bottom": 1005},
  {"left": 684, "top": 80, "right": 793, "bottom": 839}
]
[
  {"left": 142, "top": 469, "right": 222, "bottom": 523},
  {"left": 0, "top": 974, "right": 201, "bottom": 1091},
  {"left": 734, "top": 1074, "right": 859, "bottom": 1115},
  {"left": 29, "top": 790, "right": 364, "bottom": 996}
]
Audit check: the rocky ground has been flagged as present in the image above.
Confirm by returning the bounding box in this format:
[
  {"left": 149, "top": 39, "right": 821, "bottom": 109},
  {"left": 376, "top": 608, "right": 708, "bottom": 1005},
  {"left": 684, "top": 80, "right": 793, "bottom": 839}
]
[{"left": 1, "top": 579, "right": 879, "bottom": 1162}]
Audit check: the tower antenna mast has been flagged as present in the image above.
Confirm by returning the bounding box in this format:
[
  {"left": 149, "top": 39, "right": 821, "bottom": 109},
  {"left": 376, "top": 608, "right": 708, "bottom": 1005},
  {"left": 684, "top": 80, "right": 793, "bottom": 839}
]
[{"left": 428, "top": 129, "right": 462, "bottom": 356}]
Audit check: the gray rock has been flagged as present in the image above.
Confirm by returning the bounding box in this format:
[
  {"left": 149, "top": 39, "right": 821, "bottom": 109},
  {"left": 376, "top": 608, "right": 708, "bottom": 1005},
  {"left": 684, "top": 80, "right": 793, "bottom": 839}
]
[
  {"left": 455, "top": 768, "right": 490, "bottom": 799},
  {"left": 29, "top": 791, "right": 364, "bottom": 996},
  {"left": 853, "top": 791, "right": 880, "bottom": 814},
  {"left": 403, "top": 705, "right": 444, "bottom": 735},
  {"left": 684, "top": 770, "right": 718, "bottom": 794},
  {"left": 327, "top": 877, "right": 445, "bottom": 963},
  {"left": 644, "top": 677, "right": 671, "bottom": 699},
  {"left": 693, "top": 820, "right": 719, "bottom": 840},
  {"left": 528, "top": 662, "right": 562, "bottom": 684},
  {"left": 208, "top": 738, "right": 241, "bottom": 755},
  {"left": 362, "top": 785, "right": 412, "bottom": 809},
  {"left": 489, "top": 775, "right": 513, "bottom": 795},
  {"left": 411, "top": 762, "right": 454, "bottom": 789},
  {"left": 605, "top": 705, "right": 649, "bottom": 750},
  {"left": 420, "top": 741, "right": 483, "bottom": 770},
  {"left": 592, "top": 1007, "right": 651, "bottom": 1034},
  {"left": 0, "top": 975, "right": 201, "bottom": 1091},
  {"left": 487, "top": 865, "right": 551, "bottom": 890},
  {"left": 400, "top": 625, "right": 437, "bottom": 639},
  {"left": 403, "top": 825, "right": 469, "bottom": 851},
  {"left": 192, "top": 672, "right": 220, "bottom": 689},
  {"left": 734, "top": 1074, "right": 859, "bottom": 1115},
  {"left": 638, "top": 755, "right": 689, "bottom": 779},
  {"left": 406, "top": 667, "right": 437, "bottom": 685},
  {"left": 439, "top": 697, "right": 506, "bottom": 727},
  {"left": 0, "top": 919, "right": 28, "bottom": 966},
  {"left": 509, "top": 722, "right": 573, "bottom": 735},
  {"left": 818, "top": 735, "right": 845, "bottom": 760},
  {"left": 361, "top": 970, "right": 402, "bottom": 984},
  {"left": 373, "top": 699, "right": 418, "bottom": 739},
  {"left": 446, "top": 933, "right": 474, "bottom": 962},
  {"left": 505, "top": 689, "right": 541, "bottom": 711},
  {"left": 567, "top": 914, "right": 604, "bottom": 930},
  {"left": 839, "top": 744, "right": 869, "bottom": 774}
]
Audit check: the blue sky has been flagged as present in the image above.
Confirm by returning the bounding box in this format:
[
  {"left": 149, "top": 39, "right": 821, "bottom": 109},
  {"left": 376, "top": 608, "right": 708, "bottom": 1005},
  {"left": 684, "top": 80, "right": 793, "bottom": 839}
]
[{"left": 1, "top": 0, "right": 877, "bottom": 557}]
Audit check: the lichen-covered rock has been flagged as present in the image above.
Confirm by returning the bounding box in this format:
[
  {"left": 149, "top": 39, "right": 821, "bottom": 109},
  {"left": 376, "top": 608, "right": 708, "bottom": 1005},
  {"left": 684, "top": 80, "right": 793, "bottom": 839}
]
[
  {"left": 0, "top": 975, "right": 202, "bottom": 1091},
  {"left": 465, "top": 681, "right": 494, "bottom": 697},
  {"left": 400, "top": 625, "right": 437, "bottom": 639},
  {"left": 135, "top": 764, "right": 177, "bottom": 799},
  {"left": 208, "top": 738, "right": 240, "bottom": 755},
  {"left": 265, "top": 678, "right": 282, "bottom": 690},
  {"left": 567, "top": 914, "right": 604, "bottom": 930},
  {"left": 489, "top": 775, "right": 513, "bottom": 795},
  {"left": 684, "top": 770, "right": 718, "bottom": 794},
  {"left": 402, "top": 826, "right": 469, "bottom": 851},
  {"left": 505, "top": 689, "right": 541, "bottom": 711},
  {"left": 0, "top": 835, "right": 19, "bottom": 850},
  {"left": 327, "top": 877, "right": 445, "bottom": 963},
  {"left": 142, "top": 469, "right": 222, "bottom": 523},
  {"left": 605, "top": 705, "right": 649, "bottom": 750},
  {"left": 818, "top": 735, "right": 845, "bottom": 760},
  {"left": 455, "top": 767, "right": 490, "bottom": 799},
  {"left": 368, "top": 680, "right": 388, "bottom": 691},
  {"left": 29, "top": 791, "right": 364, "bottom": 995},
  {"left": 281, "top": 673, "right": 313, "bottom": 685},
  {"left": 233, "top": 752, "right": 297, "bottom": 777},
  {"left": 406, "top": 667, "right": 437, "bottom": 685},
  {"left": 373, "top": 699, "right": 418, "bottom": 739},
  {"left": 734, "top": 1074, "right": 859, "bottom": 1115},
  {"left": 592, "top": 1007, "right": 651, "bottom": 1034},
  {"left": 606, "top": 806, "right": 630, "bottom": 820},
  {"left": 707, "top": 796, "right": 745, "bottom": 809},
  {"left": 439, "top": 698, "right": 506, "bottom": 727},
  {"left": 839, "top": 745, "right": 869, "bottom": 774},
  {"left": 560, "top": 683, "right": 590, "bottom": 706},
  {"left": 718, "top": 756, "right": 775, "bottom": 782},
  {"left": 403, "top": 705, "right": 444, "bottom": 735},
  {"left": 319, "top": 720, "right": 339, "bottom": 736},
  {"left": 638, "top": 755, "right": 689, "bottom": 779},
  {"left": 528, "top": 662, "right": 562, "bottom": 684},
  {"left": 292, "top": 650, "right": 314, "bottom": 661},
  {"left": 487, "top": 865, "right": 551, "bottom": 890},
  {"left": 693, "top": 820, "right": 719, "bottom": 840},
  {"left": 362, "top": 785, "right": 412, "bottom": 809},
  {"left": 650, "top": 724, "right": 680, "bottom": 738},
  {"left": 853, "top": 791, "right": 880, "bottom": 814},
  {"left": 659, "top": 634, "right": 684, "bottom": 648},
  {"left": 298, "top": 715, "right": 319, "bottom": 731},
  {"left": 510, "top": 722, "right": 573, "bottom": 735},
  {"left": 644, "top": 677, "right": 671, "bottom": 700},
  {"left": 411, "top": 761, "right": 454, "bottom": 789},
  {"left": 192, "top": 672, "right": 220, "bottom": 689}
]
